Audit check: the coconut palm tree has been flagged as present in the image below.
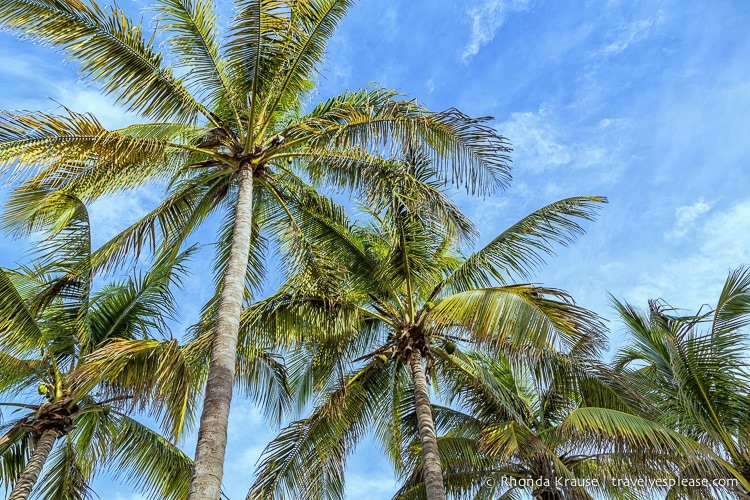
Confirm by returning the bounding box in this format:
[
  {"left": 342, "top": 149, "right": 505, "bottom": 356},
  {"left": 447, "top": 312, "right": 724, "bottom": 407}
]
[
  {"left": 613, "top": 269, "right": 750, "bottom": 499},
  {"left": 0, "top": 192, "right": 199, "bottom": 499},
  {"left": 0, "top": 2, "right": 512, "bottom": 497},
  {"left": 392, "top": 343, "right": 726, "bottom": 500},
  {"left": 242, "top": 150, "right": 607, "bottom": 499}
]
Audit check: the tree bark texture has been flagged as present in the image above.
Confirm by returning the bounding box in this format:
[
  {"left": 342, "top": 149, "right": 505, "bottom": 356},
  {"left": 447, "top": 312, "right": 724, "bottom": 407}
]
[
  {"left": 409, "top": 350, "right": 446, "bottom": 500},
  {"left": 8, "top": 429, "right": 58, "bottom": 500},
  {"left": 188, "top": 168, "right": 254, "bottom": 500}
]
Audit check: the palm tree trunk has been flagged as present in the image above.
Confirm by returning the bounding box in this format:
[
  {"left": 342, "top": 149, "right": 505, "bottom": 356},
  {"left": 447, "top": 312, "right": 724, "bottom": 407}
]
[
  {"left": 188, "top": 168, "right": 254, "bottom": 500},
  {"left": 9, "top": 429, "right": 57, "bottom": 500},
  {"left": 408, "top": 350, "right": 446, "bottom": 500}
]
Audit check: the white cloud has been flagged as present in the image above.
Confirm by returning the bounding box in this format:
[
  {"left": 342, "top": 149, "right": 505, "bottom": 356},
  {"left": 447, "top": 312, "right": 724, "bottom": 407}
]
[
  {"left": 665, "top": 198, "right": 712, "bottom": 240},
  {"left": 600, "top": 17, "right": 658, "bottom": 56},
  {"left": 627, "top": 199, "right": 750, "bottom": 311},
  {"left": 496, "top": 107, "right": 620, "bottom": 176},
  {"left": 113, "top": 494, "right": 148, "bottom": 500},
  {"left": 462, "top": 0, "right": 532, "bottom": 61},
  {"left": 88, "top": 186, "right": 165, "bottom": 247},
  {"left": 58, "top": 87, "right": 137, "bottom": 129},
  {"left": 426, "top": 78, "right": 435, "bottom": 94},
  {"left": 498, "top": 109, "right": 571, "bottom": 172}
]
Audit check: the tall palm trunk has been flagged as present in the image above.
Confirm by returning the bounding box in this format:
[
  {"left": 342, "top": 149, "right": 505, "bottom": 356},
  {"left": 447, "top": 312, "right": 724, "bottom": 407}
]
[
  {"left": 188, "top": 168, "right": 254, "bottom": 500},
  {"left": 408, "top": 350, "right": 446, "bottom": 500},
  {"left": 9, "top": 429, "right": 57, "bottom": 500}
]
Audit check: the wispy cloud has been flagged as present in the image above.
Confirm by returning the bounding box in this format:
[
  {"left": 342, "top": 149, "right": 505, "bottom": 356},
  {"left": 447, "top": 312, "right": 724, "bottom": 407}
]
[
  {"left": 665, "top": 198, "right": 712, "bottom": 240},
  {"left": 626, "top": 199, "right": 750, "bottom": 311},
  {"left": 600, "top": 17, "right": 658, "bottom": 56},
  {"left": 88, "top": 186, "right": 165, "bottom": 247},
  {"left": 462, "top": 0, "right": 532, "bottom": 62},
  {"left": 496, "top": 107, "right": 621, "bottom": 176}
]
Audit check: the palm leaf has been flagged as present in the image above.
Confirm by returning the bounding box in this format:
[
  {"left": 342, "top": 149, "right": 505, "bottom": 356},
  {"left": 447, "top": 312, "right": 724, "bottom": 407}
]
[
  {"left": 0, "top": 0, "right": 209, "bottom": 122},
  {"left": 442, "top": 196, "right": 606, "bottom": 292},
  {"left": 429, "top": 285, "right": 604, "bottom": 353},
  {"left": 154, "top": 0, "right": 238, "bottom": 120}
]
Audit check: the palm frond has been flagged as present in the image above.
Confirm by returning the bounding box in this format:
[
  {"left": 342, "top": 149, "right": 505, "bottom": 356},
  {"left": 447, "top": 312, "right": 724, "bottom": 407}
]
[
  {"left": 225, "top": 0, "right": 290, "bottom": 119},
  {"left": 90, "top": 169, "right": 229, "bottom": 274},
  {"left": 0, "top": 268, "right": 47, "bottom": 357},
  {"left": 0, "top": 109, "right": 174, "bottom": 197},
  {"left": 249, "top": 357, "right": 392, "bottom": 500},
  {"left": 0, "top": 0, "right": 209, "bottom": 122},
  {"left": 442, "top": 197, "right": 606, "bottom": 292},
  {"left": 154, "top": 0, "right": 241, "bottom": 124},
  {"left": 430, "top": 285, "right": 604, "bottom": 353},
  {"left": 72, "top": 339, "right": 200, "bottom": 441},
  {"left": 34, "top": 437, "right": 94, "bottom": 500},
  {"left": 256, "top": 0, "right": 353, "bottom": 134},
  {"left": 103, "top": 412, "right": 193, "bottom": 500},
  {"left": 86, "top": 247, "right": 194, "bottom": 348}
]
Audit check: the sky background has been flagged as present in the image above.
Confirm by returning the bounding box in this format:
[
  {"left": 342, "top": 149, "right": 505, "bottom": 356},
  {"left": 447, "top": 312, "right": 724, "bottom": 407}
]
[{"left": 2, "top": 0, "right": 750, "bottom": 498}]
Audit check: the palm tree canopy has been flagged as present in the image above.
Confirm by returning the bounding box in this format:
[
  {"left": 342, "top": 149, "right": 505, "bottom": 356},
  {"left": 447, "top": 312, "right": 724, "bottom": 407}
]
[
  {"left": 613, "top": 268, "right": 750, "bottom": 497},
  {"left": 242, "top": 153, "right": 607, "bottom": 499},
  {"left": 0, "top": 0, "right": 516, "bottom": 290},
  {"left": 0, "top": 193, "right": 198, "bottom": 499}
]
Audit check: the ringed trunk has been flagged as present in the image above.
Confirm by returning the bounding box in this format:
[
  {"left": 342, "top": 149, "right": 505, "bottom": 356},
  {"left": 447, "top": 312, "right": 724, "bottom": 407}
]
[
  {"left": 408, "top": 350, "right": 446, "bottom": 500},
  {"left": 8, "top": 429, "right": 58, "bottom": 500},
  {"left": 188, "top": 168, "right": 254, "bottom": 500}
]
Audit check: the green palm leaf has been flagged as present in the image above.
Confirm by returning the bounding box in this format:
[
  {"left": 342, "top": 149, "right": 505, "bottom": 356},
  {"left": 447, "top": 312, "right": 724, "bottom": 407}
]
[
  {"left": 443, "top": 196, "right": 606, "bottom": 292},
  {"left": 0, "top": 0, "right": 209, "bottom": 122}
]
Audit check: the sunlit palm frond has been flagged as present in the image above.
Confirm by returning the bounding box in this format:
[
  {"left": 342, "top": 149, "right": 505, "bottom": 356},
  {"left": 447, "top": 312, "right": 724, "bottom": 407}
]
[
  {"left": 442, "top": 197, "right": 606, "bottom": 292},
  {"left": 0, "top": 109, "right": 174, "bottom": 197},
  {"left": 103, "top": 412, "right": 193, "bottom": 500},
  {"left": 557, "top": 407, "right": 741, "bottom": 486},
  {"left": 0, "top": 269, "right": 47, "bottom": 357},
  {"left": 249, "top": 357, "right": 393, "bottom": 500},
  {"left": 72, "top": 339, "right": 200, "bottom": 441},
  {"left": 0, "top": 353, "right": 41, "bottom": 397},
  {"left": 430, "top": 286, "right": 604, "bottom": 353},
  {"left": 154, "top": 0, "right": 238, "bottom": 121},
  {"left": 90, "top": 170, "right": 229, "bottom": 274},
  {"left": 225, "top": 0, "right": 290, "bottom": 117},
  {"left": 0, "top": 0, "right": 209, "bottom": 122},
  {"left": 286, "top": 88, "right": 511, "bottom": 197},
  {"left": 255, "top": 0, "right": 354, "bottom": 133},
  {"left": 433, "top": 350, "right": 533, "bottom": 425},
  {"left": 86, "top": 247, "right": 193, "bottom": 348},
  {"left": 711, "top": 265, "right": 750, "bottom": 342}
]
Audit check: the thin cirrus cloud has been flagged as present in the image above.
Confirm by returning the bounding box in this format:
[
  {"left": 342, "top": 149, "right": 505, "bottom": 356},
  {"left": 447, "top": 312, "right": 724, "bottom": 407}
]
[{"left": 461, "top": 0, "right": 533, "bottom": 62}]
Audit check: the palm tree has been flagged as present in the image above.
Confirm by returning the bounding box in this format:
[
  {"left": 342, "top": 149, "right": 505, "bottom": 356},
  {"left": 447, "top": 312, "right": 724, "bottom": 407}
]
[
  {"left": 392, "top": 343, "right": 724, "bottom": 500},
  {"left": 0, "top": 192, "right": 198, "bottom": 499},
  {"left": 244, "top": 150, "right": 607, "bottom": 499},
  {"left": 613, "top": 268, "right": 750, "bottom": 499},
  {"left": 0, "top": 3, "right": 511, "bottom": 497}
]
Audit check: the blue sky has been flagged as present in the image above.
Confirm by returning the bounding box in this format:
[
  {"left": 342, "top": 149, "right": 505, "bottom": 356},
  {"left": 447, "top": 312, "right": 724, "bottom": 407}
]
[{"left": 2, "top": 0, "right": 750, "bottom": 498}]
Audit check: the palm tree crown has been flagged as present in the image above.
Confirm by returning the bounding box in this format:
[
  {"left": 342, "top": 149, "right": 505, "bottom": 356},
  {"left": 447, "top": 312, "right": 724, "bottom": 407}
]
[
  {"left": 0, "top": 193, "right": 198, "bottom": 499},
  {"left": 614, "top": 269, "right": 750, "bottom": 498},
  {"left": 244, "top": 150, "right": 607, "bottom": 499}
]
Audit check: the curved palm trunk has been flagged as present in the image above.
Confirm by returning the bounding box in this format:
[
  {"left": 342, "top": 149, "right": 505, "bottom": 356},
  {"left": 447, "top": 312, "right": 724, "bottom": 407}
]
[
  {"left": 188, "top": 168, "right": 254, "bottom": 500},
  {"left": 9, "top": 429, "right": 57, "bottom": 500},
  {"left": 408, "top": 350, "right": 446, "bottom": 500}
]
